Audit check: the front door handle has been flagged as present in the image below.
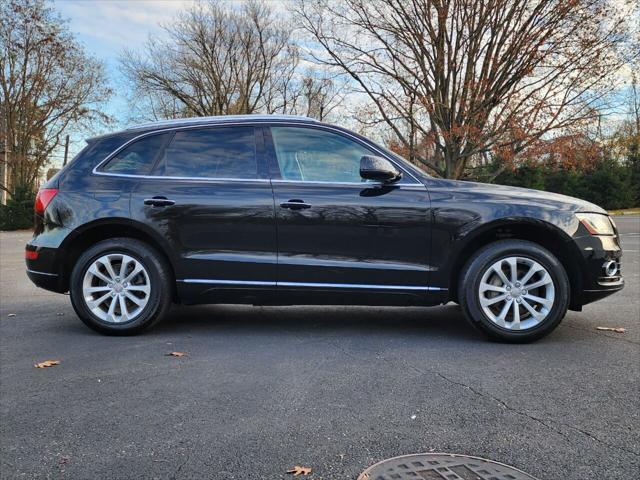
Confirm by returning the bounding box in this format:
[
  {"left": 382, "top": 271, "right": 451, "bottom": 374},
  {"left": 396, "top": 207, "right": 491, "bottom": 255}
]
[
  {"left": 144, "top": 196, "right": 175, "bottom": 207},
  {"left": 280, "top": 199, "right": 311, "bottom": 210}
]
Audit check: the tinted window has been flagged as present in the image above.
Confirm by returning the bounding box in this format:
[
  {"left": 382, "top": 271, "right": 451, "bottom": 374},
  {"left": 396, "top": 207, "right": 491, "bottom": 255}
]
[
  {"left": 155, "top": 127, "right": 257, "bottom": 178},
  {"left": 100, "top": 133, "right": 170, "bottom": 175},
  {"left": 270, "top": 127, "right": 376, "bottom": 183}
]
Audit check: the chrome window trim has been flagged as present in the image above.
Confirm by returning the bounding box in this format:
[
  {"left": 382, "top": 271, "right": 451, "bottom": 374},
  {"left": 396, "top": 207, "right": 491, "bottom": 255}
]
[
  {"left": 177, "top": 278, "right": 446, "bottom": 291},
  {"left": 270, "top": 179, "right": 426, "bottom": 189},
  {"left": 91, "top": 121, "right": 423, "bottom": 186}
]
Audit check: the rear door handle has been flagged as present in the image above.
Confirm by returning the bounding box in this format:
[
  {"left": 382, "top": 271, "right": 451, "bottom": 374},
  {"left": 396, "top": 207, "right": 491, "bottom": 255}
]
[
  {"left": 144, "top": 196, "right": 175, "bottom": 207},
  {"left": 280, "top": 199, "right": 311, "bottom": 210}
]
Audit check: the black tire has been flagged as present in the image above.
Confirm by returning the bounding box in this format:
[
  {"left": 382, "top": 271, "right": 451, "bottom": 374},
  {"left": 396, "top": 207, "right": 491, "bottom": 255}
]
[
  {"left": 458, "top": 240, "right": 569, "bottom": 343},
  {"left": 69, "top": 238, "right": 172, "bottom": 335}
]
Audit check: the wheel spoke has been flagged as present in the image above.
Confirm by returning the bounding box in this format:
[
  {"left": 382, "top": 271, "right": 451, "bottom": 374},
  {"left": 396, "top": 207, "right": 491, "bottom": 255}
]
[
  {"left": 511, "top": 301, "right": 521, "bottom": 330},
  {"left": 523, "top": 293, "right": 553, "bottom": 309},
  {"left": 87, "top": 291, "right": 111, "bottom": 309},
  {"left": 119, "top": 255, "right": 132, "bottom": 279},
  {"left": 495, "top": 298, "right": 513, "bottom": 327},
  {"left": 118, "top": 295, "right": 129, "bottom": 321},
  {"left": 520, "top": 263, "right": 543, "bottom": 286},
  {"left": 99, "top": 256, "right": 118, "bottom": 281},
  {"left": 85, "top": 286, "right": 111, "bottom": 294},
  {"left": 491, "top": 264, "right": 511, "bottom": 286},
  {"left": 106, "top": 296, "right": 118, "bottom": 321},
  {"left": 125, "top": 291, "right": 144, "bottom": 306},
  {"left": 521, "top": 298, "right": 544, "bottom": 320},
  {"left": 480, "top": 282, "right": 507, "bottom": 293},
  {"left": 123, "top": 264, "right": 144, "bottom": 283},
  {"left": 524, "top": 273, "right": 552, "bottom": 290},
  {"left": 506, "top": 257, "right": 518, "bottom": 284},
  {"left": 126, "top": 284, "right": 150, "bottom": 294},
  {"left": 88, "top": 265, "right": 112, "bottom": 284},
  {"left": 480, "top": 293, "right": 509, "bottom": 307}
]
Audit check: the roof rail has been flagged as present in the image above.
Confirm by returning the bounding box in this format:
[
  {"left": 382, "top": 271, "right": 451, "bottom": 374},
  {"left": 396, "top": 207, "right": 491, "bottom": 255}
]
[{"left": 127, "top": 114, "right": 318, "bottom": 130}]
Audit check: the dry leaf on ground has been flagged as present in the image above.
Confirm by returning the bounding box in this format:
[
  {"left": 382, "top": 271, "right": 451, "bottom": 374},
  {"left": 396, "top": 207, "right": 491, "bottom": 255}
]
[
  {"left": 166, "top": 351, "right": 187, "bottom": 357},
  {"left": 287, "top": 466, "right": 312, "bottom": 476},
  {"left": 596, "top": 326, "right": 626, "bottom": 333},
  {"left": 35, "top": 360, "right": 60, "bottom": 368}
]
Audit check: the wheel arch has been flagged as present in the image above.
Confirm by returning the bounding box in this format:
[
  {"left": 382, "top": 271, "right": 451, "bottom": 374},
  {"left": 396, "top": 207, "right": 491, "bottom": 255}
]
[
  {"left": 58, "top": 218, "right": 177, "bottom": 296},
  {"left": 448, "top": 218, "right": 585, "bottom": 310}
]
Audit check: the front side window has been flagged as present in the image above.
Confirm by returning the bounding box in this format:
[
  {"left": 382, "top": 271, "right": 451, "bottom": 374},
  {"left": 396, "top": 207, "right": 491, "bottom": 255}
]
[
  {"left": 100, "top": 133, "right": 171, "bottom": 175},
  {"left": 155, "top": 127, "right": 257, "bottom": 179},
  {"left": 270, "top": 127, "right": 377, "bottom": 183}
]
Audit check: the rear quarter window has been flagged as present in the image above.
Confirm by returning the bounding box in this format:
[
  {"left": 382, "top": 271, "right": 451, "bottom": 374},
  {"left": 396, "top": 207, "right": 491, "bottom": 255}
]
[{"left": 99, "top": 133, "right": 172, "bottom": 175}]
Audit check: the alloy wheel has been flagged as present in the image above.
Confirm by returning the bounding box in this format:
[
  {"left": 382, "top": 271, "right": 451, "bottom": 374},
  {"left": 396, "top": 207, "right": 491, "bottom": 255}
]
[
  {"left": 478, "top": 256, "right": 555, "bottom": 330},
  {"left": 82, "top": 253, "right": 151, "bottom": 323}
]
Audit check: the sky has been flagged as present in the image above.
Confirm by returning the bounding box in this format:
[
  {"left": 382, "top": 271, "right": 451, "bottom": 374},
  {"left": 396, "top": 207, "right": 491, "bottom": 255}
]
[
  {"left": 55, "top": 0, "right": 193, "bottom": 125},
  {"left": 50, "top": 0, "right": 638, "bottom": 166}
]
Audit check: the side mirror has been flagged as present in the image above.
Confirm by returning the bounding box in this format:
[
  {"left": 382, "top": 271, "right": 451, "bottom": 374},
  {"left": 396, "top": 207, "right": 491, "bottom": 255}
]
[{"left": 360, "top": 155, "right": 402, "bottom": 182}]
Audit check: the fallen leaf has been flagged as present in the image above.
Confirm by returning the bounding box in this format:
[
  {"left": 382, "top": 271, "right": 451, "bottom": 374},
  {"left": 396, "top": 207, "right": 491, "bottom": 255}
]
[
  {"left": 596, "top": 326, "right": 626, "bottom": 333},
  {"left": 166, "top": 351, "right": 187, "bottom": 357},
  {"left": 286, "top": 465, "right": 312, "bottom": 476},
  {"left": 34, "top": 360, "right": 60, "bottom": 368},
  {"left": 58, "top": 456, "right": 70, "bottom": 465},
  {"left": 7, "top": 313, "right": 16, "bottom": 317}
]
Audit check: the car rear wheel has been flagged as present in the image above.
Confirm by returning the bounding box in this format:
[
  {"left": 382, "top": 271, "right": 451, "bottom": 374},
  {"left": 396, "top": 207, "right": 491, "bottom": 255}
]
[
  {"left": 70, "top": 238, "right": 171, "bottom": 335},
  {"left": 459, "top": 240, "right": 569, "bottom": 342}
]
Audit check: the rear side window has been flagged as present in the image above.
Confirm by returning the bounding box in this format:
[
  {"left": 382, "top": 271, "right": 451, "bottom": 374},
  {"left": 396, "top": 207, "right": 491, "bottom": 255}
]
[
  {"left": 154, "top": 127, "right": 257, "bottom": 179},
  {"left": 100, "top": 133, "right": 171, "bottom": 175}
]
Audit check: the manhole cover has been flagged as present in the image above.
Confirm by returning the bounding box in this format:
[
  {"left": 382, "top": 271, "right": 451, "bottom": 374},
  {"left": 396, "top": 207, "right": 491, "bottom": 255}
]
[{"left": 357, "top": 453, "right": 538, "bottom": 480}]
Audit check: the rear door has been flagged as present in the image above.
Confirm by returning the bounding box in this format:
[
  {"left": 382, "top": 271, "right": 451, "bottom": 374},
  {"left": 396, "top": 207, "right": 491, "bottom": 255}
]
[{"left": 125, "top": 125, "right": 277, "bottom": 292}]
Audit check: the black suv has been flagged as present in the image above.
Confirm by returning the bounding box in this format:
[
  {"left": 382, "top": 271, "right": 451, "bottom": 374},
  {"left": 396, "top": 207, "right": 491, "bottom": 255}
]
[{"left": 26, "top": 115, "right": 624, "bottom": 341}]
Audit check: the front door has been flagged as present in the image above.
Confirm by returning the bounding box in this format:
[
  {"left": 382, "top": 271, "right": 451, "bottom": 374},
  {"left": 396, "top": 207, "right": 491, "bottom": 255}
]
[
  {"left": 265, "top": 125, "right": 433, "bottom": 301},
  {"left": 127, "top": 125, "right": 277, "bottom": 298}
]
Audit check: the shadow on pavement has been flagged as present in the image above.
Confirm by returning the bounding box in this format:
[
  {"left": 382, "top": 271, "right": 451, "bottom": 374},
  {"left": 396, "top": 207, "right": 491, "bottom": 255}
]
[{"left": 148, "top": 303, "right": 483, "bottom": 342}]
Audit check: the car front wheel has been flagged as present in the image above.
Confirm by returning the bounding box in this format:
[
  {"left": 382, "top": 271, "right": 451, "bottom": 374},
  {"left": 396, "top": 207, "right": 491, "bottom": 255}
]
[
  {"left": 69, "top": 238, "right": 172, "bottom": 335},
  {"left": 459, "top": 240, "right": 570, "bottom": 343}
]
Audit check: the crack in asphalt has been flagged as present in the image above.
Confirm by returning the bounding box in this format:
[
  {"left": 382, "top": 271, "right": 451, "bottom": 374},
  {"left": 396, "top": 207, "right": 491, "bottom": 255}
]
[
  {"left": 321, "top": 334, "right": 640, "bottom": 460},
  {"left": 171, "top": 449, "right": 191, "bottom": 480},
  {"left": 398, "top": 358, "right": 640, "bottom": 459}
]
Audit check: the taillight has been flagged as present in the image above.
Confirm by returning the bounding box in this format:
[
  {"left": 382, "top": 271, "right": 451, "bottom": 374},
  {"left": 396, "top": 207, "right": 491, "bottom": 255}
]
[
  {"left": 34, "top": 188, "right": 58, "bottom": 215},
  {"left": 25, "top": 250, "right": 38, "bottom": 260}
]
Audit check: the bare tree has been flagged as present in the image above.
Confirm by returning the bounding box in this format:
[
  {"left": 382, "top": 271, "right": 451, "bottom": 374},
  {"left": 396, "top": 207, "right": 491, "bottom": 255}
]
[
  {"left": 121, "top": 0, "right": 302, "bottom": 121},
  {"left": 0, "top": 0, "right": 111, "bottom": 196},
  {"left": 296, "top": 0, "right": 632, "bottom": 178}
]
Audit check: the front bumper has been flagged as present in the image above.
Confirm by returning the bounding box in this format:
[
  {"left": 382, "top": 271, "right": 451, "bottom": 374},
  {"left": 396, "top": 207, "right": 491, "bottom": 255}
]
[{"left": 571, "top": 232, "right": 624, "bottom": 308}]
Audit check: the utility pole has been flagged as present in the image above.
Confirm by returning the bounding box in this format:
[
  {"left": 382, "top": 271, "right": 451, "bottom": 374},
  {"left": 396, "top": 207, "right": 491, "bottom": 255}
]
[
  {"left": 1, "top": 125, "right": 8, "bottom": 206},
  {"left": 1, "top": 144, "right": 7, "bottom": 206},
  {"left": 62, "top": 135, "right": 69, "bottom": 166}
]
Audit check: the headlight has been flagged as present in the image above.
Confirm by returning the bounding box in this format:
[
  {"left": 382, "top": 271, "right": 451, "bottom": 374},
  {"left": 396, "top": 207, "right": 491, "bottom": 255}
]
[{"left": 575, "top": 213, "right": 614, "bottom": 235}]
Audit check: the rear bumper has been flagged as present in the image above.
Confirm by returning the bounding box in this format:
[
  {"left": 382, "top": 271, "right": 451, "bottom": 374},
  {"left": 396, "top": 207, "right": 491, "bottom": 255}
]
[
  {"left": 26, "top": 268, "right": 65, "bottom": 293},
  {"left": 25, "top": 243, "right": 67, "bottom": 293}
]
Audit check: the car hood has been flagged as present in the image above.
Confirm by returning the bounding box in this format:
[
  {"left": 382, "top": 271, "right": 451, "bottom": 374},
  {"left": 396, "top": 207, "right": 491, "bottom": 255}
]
[{"left": 424, "top": 178, "right": 607, "bottom": 214}]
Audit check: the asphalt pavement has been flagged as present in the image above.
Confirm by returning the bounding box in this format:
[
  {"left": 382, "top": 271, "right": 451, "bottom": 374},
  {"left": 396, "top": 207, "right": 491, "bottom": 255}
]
[{"left": 1, "top": 216, "right": 638, "bottom": 479}]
